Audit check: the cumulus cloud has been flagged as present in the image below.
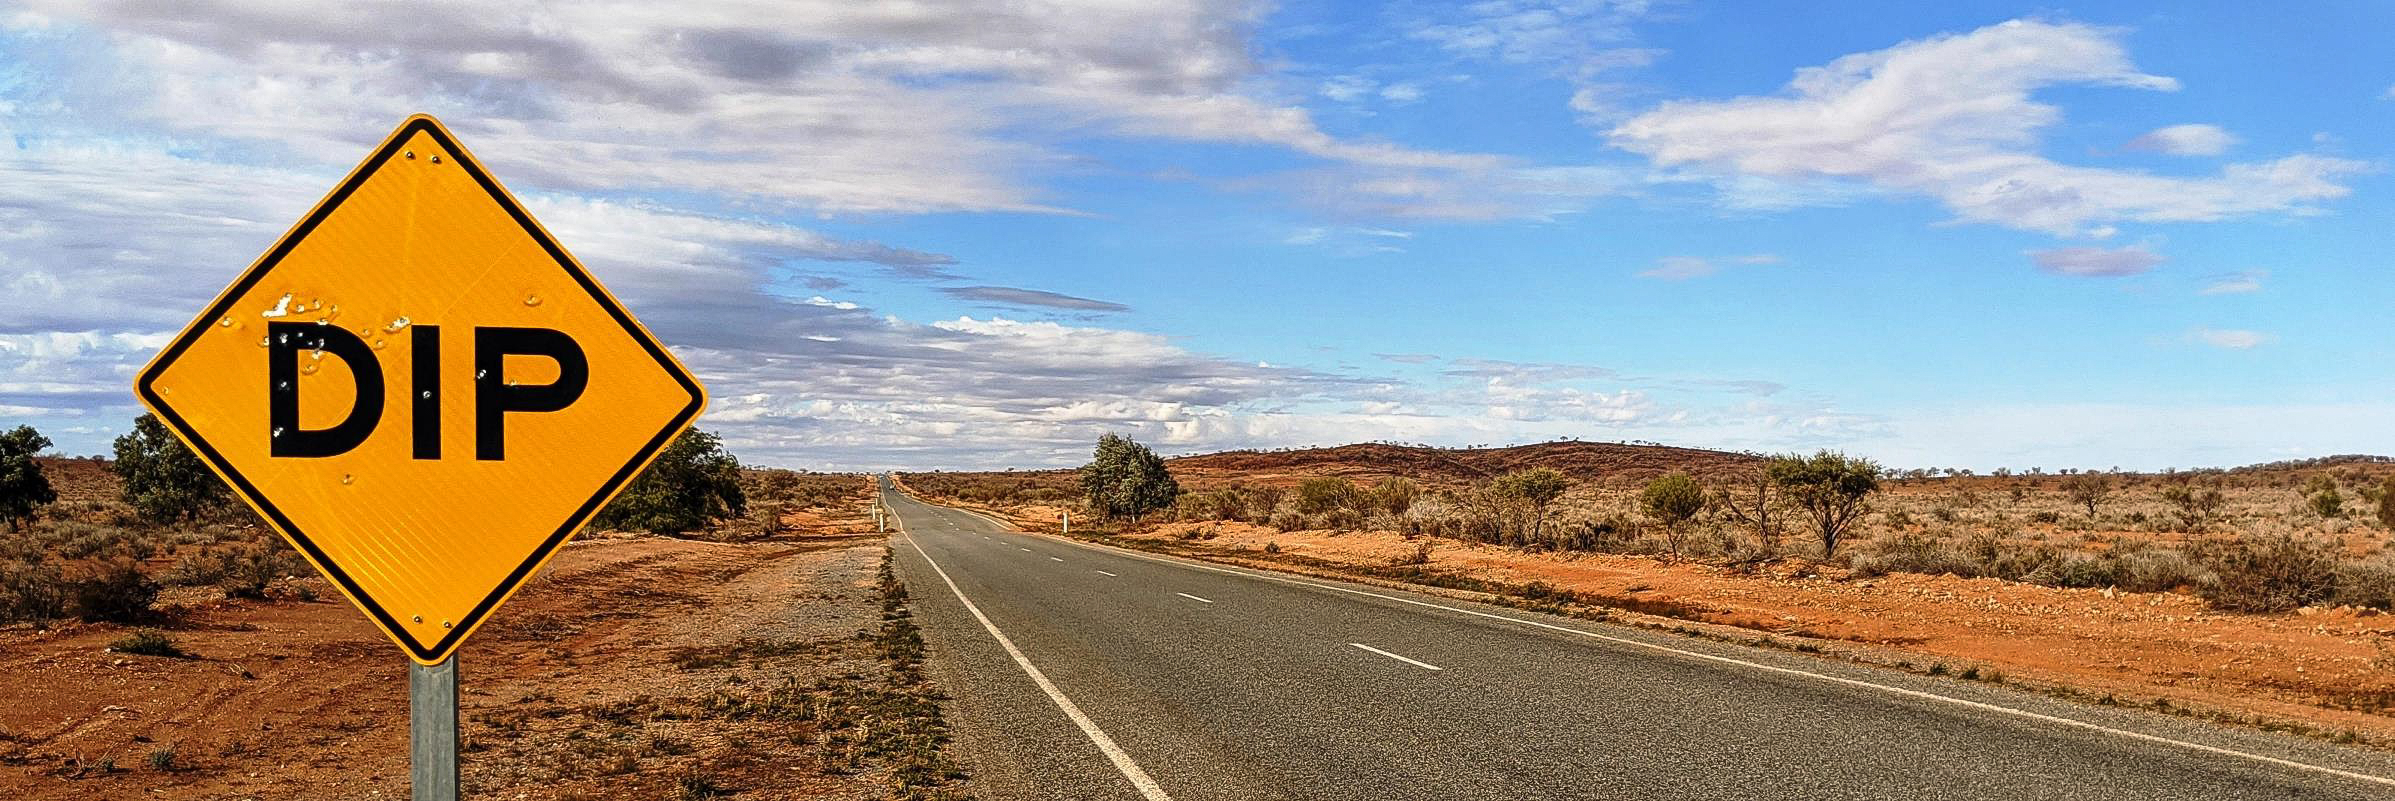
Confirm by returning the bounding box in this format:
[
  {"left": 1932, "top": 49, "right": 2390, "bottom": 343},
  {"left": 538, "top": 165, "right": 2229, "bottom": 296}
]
[
  {"left": 1609, "top": 20, "right": 2364, "bottom": 235},
  {"left": 2125, "top": 123, "right": 2236, "bottom": 156},
  {"left": 2028, "top": 244, "right": 2163, "bottom": 277}
]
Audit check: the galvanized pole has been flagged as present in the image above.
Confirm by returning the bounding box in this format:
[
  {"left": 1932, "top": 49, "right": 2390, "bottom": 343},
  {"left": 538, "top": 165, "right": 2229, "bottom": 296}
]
[{"left": 411, "top": 656, "right": 458, "bottom": 801}]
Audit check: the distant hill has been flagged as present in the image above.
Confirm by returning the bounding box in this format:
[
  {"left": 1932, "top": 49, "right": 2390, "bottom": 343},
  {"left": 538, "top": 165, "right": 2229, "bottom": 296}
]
[{"left": 1166, "top": 441, "right": 1764, "bottom": 488}]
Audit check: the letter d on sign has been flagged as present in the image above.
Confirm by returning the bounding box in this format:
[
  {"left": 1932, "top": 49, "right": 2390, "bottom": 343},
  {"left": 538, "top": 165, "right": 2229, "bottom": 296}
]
[{"left": 269, "top": 321, "right": 384, "bottom": 457}]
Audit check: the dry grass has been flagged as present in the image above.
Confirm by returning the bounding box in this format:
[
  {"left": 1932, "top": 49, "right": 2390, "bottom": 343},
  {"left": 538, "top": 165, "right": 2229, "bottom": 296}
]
[{"left": 906, "top": 447, "right": 2395, "bottom": 615}]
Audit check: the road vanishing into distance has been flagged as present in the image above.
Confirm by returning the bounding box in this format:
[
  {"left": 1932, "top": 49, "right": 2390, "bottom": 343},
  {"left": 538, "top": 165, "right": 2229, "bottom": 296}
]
[{"left": 877, "top": 478, "right": 2395, "bottom": 800}]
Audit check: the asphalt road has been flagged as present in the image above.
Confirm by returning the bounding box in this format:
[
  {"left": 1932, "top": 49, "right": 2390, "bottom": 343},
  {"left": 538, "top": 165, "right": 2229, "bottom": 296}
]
[{"left": 878, "top": 477, "right": 2395, "bottom": 800}]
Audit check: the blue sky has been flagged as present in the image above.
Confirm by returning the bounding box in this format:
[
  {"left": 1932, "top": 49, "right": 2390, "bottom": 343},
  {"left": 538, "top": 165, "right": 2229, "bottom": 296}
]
[{"left": 1, "top": 2, "right": 2391, "bottom": 471}]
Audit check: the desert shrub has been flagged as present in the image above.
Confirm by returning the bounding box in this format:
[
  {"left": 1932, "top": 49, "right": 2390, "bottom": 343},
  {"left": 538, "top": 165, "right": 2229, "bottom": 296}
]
[
  {"left": 2110, "top": 547, "right": 2211, "bottom": 593},
  {"left": 114, "top": 413, "right": 232, "bottom": 524},
  {"left": 213, "top": 544, "right": 302, "bottom": 599},
  {"left": 70, "top": 559, "right": 159, "bottom": 623},
  {"left": 0, "top": 560, "right": 67, "bottom": 623},
  {"left": 2027, "top": 510, "right": 2060, "bottom": 525},
  {"left": 1372, "top": 477, "right": 1420, "bottom": 516},
  {"left": 594, "top": 429, "right": 747, "bottom": 535},
  {"left": 2379, "top": 477, "right": 2395, "bottom": 530},
  {"left": 2309, "top": 487, "right": 2346, "bottom": 518},
  {"left": 2196, "top": 536, "right": 2339, "bottom": 613},
  {"left": 1267, "top": 510, "right": 1309, "bottom": 532},
  {"left": 2060, "top": 473, "right": 2110, "bottom": 521},
  {"left": 0, "top": 426, "right": 56, "bottom": 531},
  {"left": 1769, "top": 451, "right": 1880, "bottom": 558},
  {"left": 110, "top": 629, "right": 189, "bottom": 659},
  {"left": 2334, "top": 556, "right": 2395, "bottom": 610},
  {"left": 1850, "top": 533, "right": 1977, "bottom": 578},
  {"left": 1294, "top": 478, "right": 1364, "bottom": 515},
  {"left": 1185, "top": 489, "right": 1245, "bottom": 522},
  {"left": 1395, "top": 540, "right": 1433, "bottom": 565},
  {"left": 1490, "top": 468, "right": 1569, "bottom": 544},
  {"left": 2159, "top": 479, "right": 2226, "bottom": 532},
  {"left": 1318, "top": 507, "right": 1365, "bottom": 531},
  {"left": 1641, "top": 472, "right": 1707, "bottom": 558},
  {"left": 50, "top": 522, "right": 153, "bottom": 561},
  {"left": 1079, "top": 434, "right": 1178, "bottom": 522}
]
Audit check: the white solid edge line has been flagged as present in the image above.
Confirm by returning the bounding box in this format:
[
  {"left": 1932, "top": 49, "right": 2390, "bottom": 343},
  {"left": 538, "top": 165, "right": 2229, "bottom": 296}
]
[
  {"left": 1351, "top": 642, "right": 1443, "bottom": 671},
  {"left": 1096, "top": 570, "right": 1119, "bottom": 577},
  {"left": 896, "top": 521, "right": 1175, "bottom": 801},
  {"left": 1049, "top": 536, "right": 2395, "bottom": 789},
  {"left": 1175, "top": 592, "right": 1214, "bottom": 604}
]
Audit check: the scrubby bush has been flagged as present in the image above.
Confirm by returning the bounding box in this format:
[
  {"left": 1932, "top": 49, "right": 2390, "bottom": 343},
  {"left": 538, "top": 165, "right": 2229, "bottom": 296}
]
[
  {"left": 0, "top": 560, "right": 67, "bottom": 623},
  {"left": 2378, "top": 477, "right": 2395, "bottom": 530},
  {"left": 1294, "top": 478, "right": 1364, "bottom": 515},
  {"left": 2333, "top": 556, "right": 2395, "bottom": 610},
  {"left": 1640, "top": 472, "right": 1707, "bottom": 558},
  {"left": 2159, "top": 478, "right": 2226, "bottom": 531},
  {"left": 1371, "top": 477, "right": 1419, "bottom": 516},
  {"left": 69, "top": 559, "right": 159, "bottom": 623},
  {"left": 1080, "top": 433, "right": 1178, "bottom": 522},
  {"left": 110, "top": 629, "right": 189, "bottom": 659},
  {"left": 1490, "top": 468, "right": 1569, "bottom": 544},
  {"left": 1769, "top": 450, "right": 1880, "bottom": 557},
  {"left": 114, "top": 414, "right": 232, "bottom": 524},
  {"left": 1850, "top": 533, "right": 1977, "bottom": 578},
  {"left": 594, "top": 429, "right": 747, "bottom": 535},
  {"left": 0, "top": 426, "right": 57, "bottom": 531},
  {"left": 2060, "top": 473, "right": 2109, "bottom": 522},
  {"left": 2196, "top": 536, "right": 2339, "bottom": 613}
]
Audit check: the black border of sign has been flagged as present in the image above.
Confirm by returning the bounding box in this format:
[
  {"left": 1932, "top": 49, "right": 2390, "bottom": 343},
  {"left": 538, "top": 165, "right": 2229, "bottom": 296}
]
[{"left": 134, "top": 117, "right": 706, "bottom": 664}]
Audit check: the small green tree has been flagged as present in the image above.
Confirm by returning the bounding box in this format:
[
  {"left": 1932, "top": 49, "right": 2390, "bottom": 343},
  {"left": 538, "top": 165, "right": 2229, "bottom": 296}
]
[
  {"left": 1079, "top": 434, "right": 1178, "bottom": 522},
  {"left": 2060, "top": 473, "right": 2110, "bottom": 522},
  {"left": 1768, "top": 450, "right": 1880, "bottom": 558},
  {"left": 1641, "top": 472, "right": 1707, "bottom": 558},
  {"left": 113, "top": 414, "right": 231, "bottom": 524},
  {"left": 593, "top": 429, "right": 746, "bottom": 535},
  {"left": 1491, "top": 467, "right": 1569, "bottom": 544},
  {"left": 0, "top": 426, "right": 57, "bottom": 530}
]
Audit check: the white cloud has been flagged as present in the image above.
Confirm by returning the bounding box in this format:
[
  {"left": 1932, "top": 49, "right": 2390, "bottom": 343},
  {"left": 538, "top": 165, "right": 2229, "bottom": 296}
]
[
  {"left": 2199, "top": 269, "right": 2267, "bottom": 295},
  {"left": 2125, "top": 123, "right": 2236, "bottom": 156},
  {"left": 11, "top": 0, "right": 1499, "bottom": 215},
  {"left": 1610, "top": 20, "right": 2365, "bottom": 236},
  {"left": 2188, "top": 327, "right": 2272, "bottom": 349},
  {"left": 2028, "top": 244, "right": 2163, "bottom": 277}
]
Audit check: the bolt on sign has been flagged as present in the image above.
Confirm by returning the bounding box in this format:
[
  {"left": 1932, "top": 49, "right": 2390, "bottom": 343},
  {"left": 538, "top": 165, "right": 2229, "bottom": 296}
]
[{"left": 135, "top": 115, "right": 706, "bottom": 665}]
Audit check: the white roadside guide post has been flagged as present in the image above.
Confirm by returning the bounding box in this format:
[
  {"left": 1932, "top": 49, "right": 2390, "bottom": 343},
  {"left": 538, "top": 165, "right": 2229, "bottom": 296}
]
[
  {"left": 1062, "top": 510, "right": 1070, "bottom": 536},
  {"left": 132, "top": 115, "right": 706, "bottom": 801}
]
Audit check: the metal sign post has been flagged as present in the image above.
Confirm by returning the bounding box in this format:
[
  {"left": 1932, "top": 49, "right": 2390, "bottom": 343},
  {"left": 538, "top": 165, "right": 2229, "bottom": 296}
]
[{"left": 410, "top": 657, "right": 458, "bottom": 801}]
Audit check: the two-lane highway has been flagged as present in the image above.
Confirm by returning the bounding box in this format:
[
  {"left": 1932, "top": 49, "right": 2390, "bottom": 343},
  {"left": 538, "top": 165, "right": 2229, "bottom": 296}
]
[{"left": 879, "top": 477, "right": 2395, "bottom": 800}]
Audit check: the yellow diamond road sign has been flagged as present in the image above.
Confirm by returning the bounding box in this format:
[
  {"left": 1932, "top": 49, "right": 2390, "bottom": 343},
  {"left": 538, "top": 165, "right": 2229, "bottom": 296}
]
[{"left": 134, "top": 115, "right": 706, "bottom": 665}]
